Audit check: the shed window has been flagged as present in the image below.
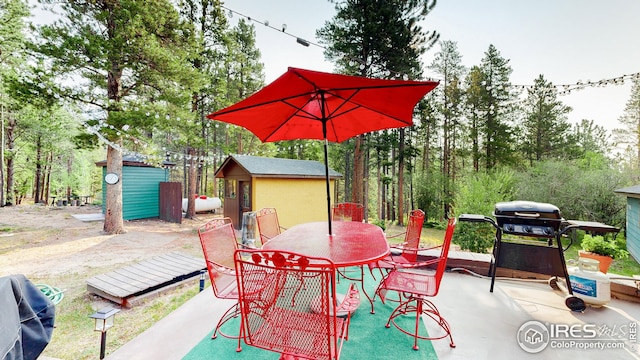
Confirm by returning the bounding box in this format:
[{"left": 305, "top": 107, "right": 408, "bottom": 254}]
[
  {"left": 225, "top": 179, "right": 237, "bottom": 198},
  {"left": 242, "top": 183, "right": 250, "bottom": 208}
]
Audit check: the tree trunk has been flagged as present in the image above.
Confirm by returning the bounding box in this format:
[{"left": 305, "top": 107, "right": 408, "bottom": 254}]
[
  {"left": 363, "top": 135, "right": 369, "bottom": 222},
  {"left": 397, "top": 129, "right": 405, "bottom": 226},
  {"left": 186, "top": 146, "right": 197, "bottom": 219},
  {"left": 376, "top": 148, "right": 382, "bottom": 220},
  {"left": 66, "top": 153, "right": 73, "bottom": 203},
  {"left": 472, "top": 113, "right": 479, "bottom": 172},
  {"left": 0, "top": 102, "right": 4, "bottom": 206},
  {"left": 4, "top": 115, "right": 16, "bottom": 206},
  {"left": 103, "top": 144, "right": 125, "bottom": 234},
  {"left": 351, "top": 135, "right": 364, "bottom": 204},
  {"left": 34, "top": 136, "right": 43, "bottom": 204},
  {"left": 391, "top": 145, "right": 396, "bottom": 223},
  {"left": 343, "top": 147, "right": 351, "bottom": 202},
  {"left": 44, "top": 153, "right": 52, "bottom": 205}
]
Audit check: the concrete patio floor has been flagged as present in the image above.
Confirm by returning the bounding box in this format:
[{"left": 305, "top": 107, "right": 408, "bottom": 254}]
[{"left": 107, "top": 269, "right": 640, "bottom": 360}]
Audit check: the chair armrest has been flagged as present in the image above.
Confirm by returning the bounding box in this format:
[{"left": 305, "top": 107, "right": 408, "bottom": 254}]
[
  {"left": 392, "top": 257, "right": 441, "bottom": 269},
  {"left": 416, "top": 243, "right": 443, "bottom": 252},
  {"left": 238, "top": 242, "right": 257, "bottom": 249},
  {"left": 386, "top": 232, "right": 406, "bottom": 240}
]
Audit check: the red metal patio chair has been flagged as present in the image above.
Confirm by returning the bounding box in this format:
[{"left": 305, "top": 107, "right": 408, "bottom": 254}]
[
  {"left": 197, "top": 217, "right": 242, "bottom": 352},
  {"left": 332, "top": 202, "right": 365, "bottom": 222},
  {"left": 234, "top": 249, "right": 359, "bottom": 360},
  {"left": 373, "top": 217, "right": 457, "bottom": 350},
  {"left": 368, "top": 209, "right": 425, "bottom": 278},
  {"left": 255, "top": 208, "right": 287, "bottom": 245}
]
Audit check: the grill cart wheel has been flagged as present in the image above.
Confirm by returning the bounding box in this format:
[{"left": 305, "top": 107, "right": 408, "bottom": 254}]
[
  {"left": 548, "top": 277, "right": 560, "bottom": 291},
  {"left": 565, "top": 296, "right": 586, "bottom": 312}
]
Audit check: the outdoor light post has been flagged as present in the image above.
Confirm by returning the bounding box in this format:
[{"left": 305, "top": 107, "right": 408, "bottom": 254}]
[
  {"left": 199, "top": 269, "right": 206, "bottom": 292},
  {"left": 89, "top": 307, "right": 120, "bottom": 359}
]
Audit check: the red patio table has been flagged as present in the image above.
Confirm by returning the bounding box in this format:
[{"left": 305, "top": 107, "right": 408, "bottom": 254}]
[{"left": 262, "top": 221, "right": 389, "bottom": 313}]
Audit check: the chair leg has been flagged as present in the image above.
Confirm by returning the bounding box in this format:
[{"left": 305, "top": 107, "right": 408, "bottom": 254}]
[
  {"left": 236, "top": 321, "right": 243, "bottom": 352},
  {"left": 385, "top": 297, "right": 455, "bottom": 349},
  {"left": 212, "top": 302, "right": 243, "bottom": 352}
]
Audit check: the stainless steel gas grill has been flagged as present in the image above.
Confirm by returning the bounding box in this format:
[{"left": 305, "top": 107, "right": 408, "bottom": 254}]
[
  {"left": 494, "top": 201, "right": 562, "bottom": 237},
  {"left": 459, "top": 200, "right": 619, "bottom": 311}
]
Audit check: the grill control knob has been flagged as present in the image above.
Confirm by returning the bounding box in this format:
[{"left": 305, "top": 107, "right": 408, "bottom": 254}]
[
  {"left": 544, "top": 227, "right": 553, "bottom": 235},
  {"left": 505, "top": 224, "right": 515, "bottom": 232},
  {"left": 524, "top": 226, "right": 532, "bottom": 233}
]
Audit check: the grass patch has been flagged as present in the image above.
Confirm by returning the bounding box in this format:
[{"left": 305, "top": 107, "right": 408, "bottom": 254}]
[{"left": 38, "top": 275, "right": 201, "bottom": 360}]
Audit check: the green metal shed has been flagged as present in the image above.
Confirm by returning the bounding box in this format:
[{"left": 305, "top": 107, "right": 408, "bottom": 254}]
[
  {"left": 96, "top": 156, "right": 173, "bottom": 221},
  {"left": 614, "top": 184, "right": 640, "bottom": 262}
]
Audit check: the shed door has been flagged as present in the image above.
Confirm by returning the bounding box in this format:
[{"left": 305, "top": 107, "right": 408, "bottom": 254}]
[
  {"left": 224, "top": 179, "right": 240, "bottom": 229},
  {"left": 239, "top": 181, "right": 251, "bottom": 215}
]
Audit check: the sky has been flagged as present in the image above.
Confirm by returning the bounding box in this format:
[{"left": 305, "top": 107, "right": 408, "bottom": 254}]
[
  {"left": 29, "top": 0, "right": 640, "bottom": 133},
  {"left": 222, "top": 0, "right": 640, "bottom": 132}
]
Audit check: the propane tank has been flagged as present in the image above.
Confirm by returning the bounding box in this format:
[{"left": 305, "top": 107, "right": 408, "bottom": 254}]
[{"left": 569, "top": 258, "right": 611, "bottom": 307}]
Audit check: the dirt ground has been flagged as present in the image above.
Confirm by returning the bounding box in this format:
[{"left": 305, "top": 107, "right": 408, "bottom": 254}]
[{"left": 0, "top": 203, "right": 220, "bottom": 284}]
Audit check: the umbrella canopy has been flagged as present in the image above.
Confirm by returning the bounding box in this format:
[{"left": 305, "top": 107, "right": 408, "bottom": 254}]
[{"left": 207, "top": 67, "right": 438, "bottom": 234}]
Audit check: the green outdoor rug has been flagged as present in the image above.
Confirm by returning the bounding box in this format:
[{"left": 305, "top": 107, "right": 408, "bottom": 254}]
[{"left": 183, "top": 269, "right": 438, "bottom": 360}]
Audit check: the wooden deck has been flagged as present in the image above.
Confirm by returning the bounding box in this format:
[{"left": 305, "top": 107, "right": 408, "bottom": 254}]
[{"left": 86, "top": 252, "right": 205, "bottom": 307}]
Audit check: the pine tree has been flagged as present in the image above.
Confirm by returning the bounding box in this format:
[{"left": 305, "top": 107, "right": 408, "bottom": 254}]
[
  {"left": 613, "top": 77, "right": 640, "bottom": 170},
  {"left": 464, "top": 66, "right": 484, "bottom": 172},
  {"left": 177, "top": 0, "right": 230, "bottom": 219},
  {"left": 428, "top": 40, "right": 465, "bottom": 217},
  {"left": 0, "top": 0, "right": 29, "bottom": 206},
  {"left": 317, "top": 0, "right": 438, "bottom": 223},
  {"left": 520, "top": 74, "right": 572, "bottom": 164},
  {"left": 477, "top": 44, "right": 517, "bottom": 170},
  {"left": 31, "top": 0, "right": 201, "bottom": 233}
]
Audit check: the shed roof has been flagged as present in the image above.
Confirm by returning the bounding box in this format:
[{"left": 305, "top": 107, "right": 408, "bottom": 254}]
[
  {"left": 614, "top": 184, "right": 640, "bottom": 195},
  {"left": 95, "top": 155, "right": 176, "bottom": 168},
  {"left": 215, "top": 154, "right": 342, "bottom": 179}
]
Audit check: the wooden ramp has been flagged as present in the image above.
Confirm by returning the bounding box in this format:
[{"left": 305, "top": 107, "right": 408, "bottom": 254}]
[{"left": 87, "top": 252, "right": 205, "bottom": 307}]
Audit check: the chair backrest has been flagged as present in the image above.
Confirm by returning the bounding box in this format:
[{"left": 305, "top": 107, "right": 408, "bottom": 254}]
[
  {"left": 198, "top": 218, "right": 238, "bottom": 299},
  {"left": 255, "top": 208, "right": 282, "bottom": 244},
  {"left": 432, "top": 217, "right": 457, "bottom": 295},
  {"left": 235, "top": 249, "right": 344, "bottom": 360},
  {"left": 400, "top": 209, "right": 426, "bottom": 262},
  {"left": 332, "top": 202, "right": 364, "bottom": 222}
]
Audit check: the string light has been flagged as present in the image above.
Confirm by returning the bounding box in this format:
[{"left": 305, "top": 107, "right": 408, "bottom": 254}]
[
  {"left": 222, "top": 4, "right": 638, "bottom": 92},
  {"left": 78, "top": 5, "right": 640, "bottom": 164},
  {"left": 222, "top": 5, "right": 321, "bottom": 50}
]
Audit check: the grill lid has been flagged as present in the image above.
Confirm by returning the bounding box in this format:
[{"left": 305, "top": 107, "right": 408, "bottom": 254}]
[
  {"left": 494, "top": 201, "right": 561, "bottom": 219},
  {"left": 494, "top": 201, "right": 563, "bottom": 237}
]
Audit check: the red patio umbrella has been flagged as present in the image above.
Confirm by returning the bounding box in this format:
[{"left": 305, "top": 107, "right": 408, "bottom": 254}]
[{"left": 207, "top": 67, "right": 438, "bottom": 234}]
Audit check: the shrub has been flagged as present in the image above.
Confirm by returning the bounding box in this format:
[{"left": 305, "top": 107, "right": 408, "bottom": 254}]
[
  {"left": 453, "top": 169, "right": 516, "bottom": 253},
  {"left": 581, "top": 234, "right": 629, "bottom": 260},
  {"left": 371, "top": 218, "right": 386, "bottom": 231}
]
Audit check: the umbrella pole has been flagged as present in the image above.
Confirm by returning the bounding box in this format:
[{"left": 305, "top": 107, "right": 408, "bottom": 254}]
[
  {"left": 321, "top": 113, "right": 332, "bottom": 235},
  {"left": 324, "top": 138, "right": 332, "bottom": 235}
]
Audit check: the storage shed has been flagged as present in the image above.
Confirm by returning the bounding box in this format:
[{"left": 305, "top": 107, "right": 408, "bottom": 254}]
[
  {"left": 214, "top": 154, "right": 342, "bottom": 229},
  {"left": 96, "top": 155, "right": 174, "bottom": 221},
  {"left": 614, "top": 184, "right": 640, "bottom": 261}
]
